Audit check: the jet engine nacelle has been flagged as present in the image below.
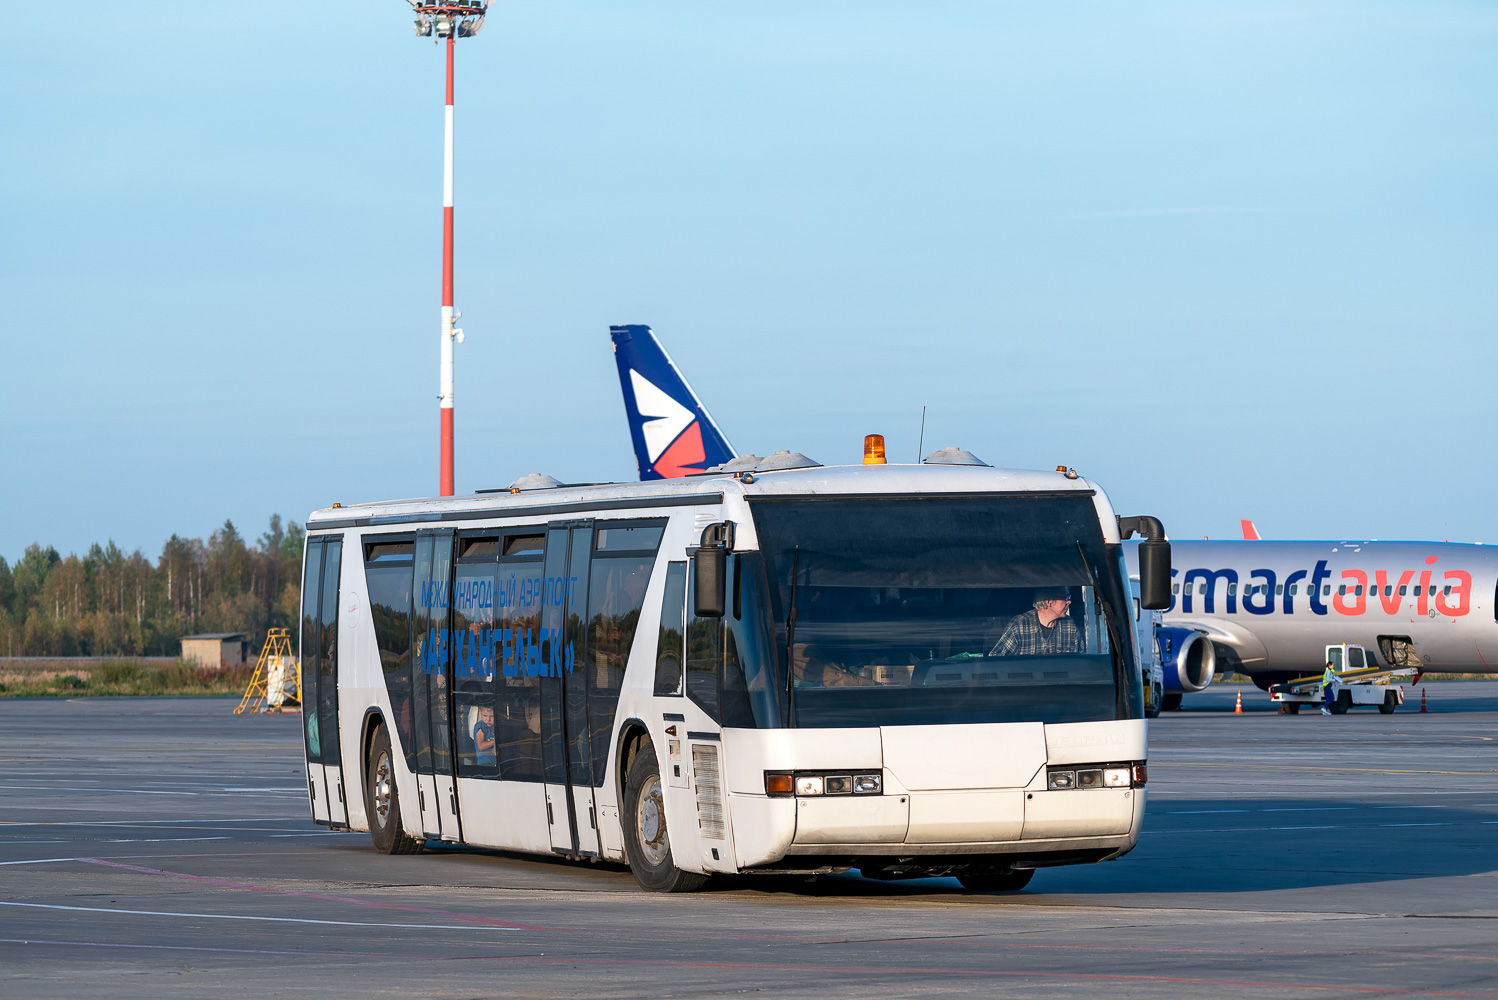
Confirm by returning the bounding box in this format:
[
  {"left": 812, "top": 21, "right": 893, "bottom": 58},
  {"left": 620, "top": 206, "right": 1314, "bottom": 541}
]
[{"left": 1155, "top": 627, "right": 1217, "bottom": 694}]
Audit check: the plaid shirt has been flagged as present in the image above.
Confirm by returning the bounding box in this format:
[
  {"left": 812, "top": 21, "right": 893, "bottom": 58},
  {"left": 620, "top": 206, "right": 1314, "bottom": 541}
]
[{"left": 990, "top": 609, "right": 1083, "bottom": 656}]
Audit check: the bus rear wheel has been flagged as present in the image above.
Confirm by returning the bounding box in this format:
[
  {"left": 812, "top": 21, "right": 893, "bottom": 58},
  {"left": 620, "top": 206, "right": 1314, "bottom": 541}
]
[
  {"left": 622, "top": 744, "right": 708, "bottom": 893},
  {"left": 957, "top": 867, "right": 1034, "bottom": 892},
  {"left": 365, "top": 726, "right": 424, "bottom": 856}
]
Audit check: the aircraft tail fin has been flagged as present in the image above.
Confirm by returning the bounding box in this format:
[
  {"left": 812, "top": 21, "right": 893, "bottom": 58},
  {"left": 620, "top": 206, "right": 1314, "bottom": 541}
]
[
  {"left": 1240, "top": 519, "right": 1262, "bottom": 540},
  {"left": 610, "top": 325, "right": 736, "bottom": 480}
]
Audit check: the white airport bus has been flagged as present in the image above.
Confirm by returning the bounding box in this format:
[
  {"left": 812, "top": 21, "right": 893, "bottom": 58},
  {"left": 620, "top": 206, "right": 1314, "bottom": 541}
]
[{"left": 298, "top": 460, "right": 1171, "bottom": 891}]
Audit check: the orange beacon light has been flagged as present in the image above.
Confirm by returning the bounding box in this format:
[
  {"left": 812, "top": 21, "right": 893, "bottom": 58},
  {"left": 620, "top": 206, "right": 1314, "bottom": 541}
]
[{"left": 863, "top": 434, "right": 887, "bottom": 464}]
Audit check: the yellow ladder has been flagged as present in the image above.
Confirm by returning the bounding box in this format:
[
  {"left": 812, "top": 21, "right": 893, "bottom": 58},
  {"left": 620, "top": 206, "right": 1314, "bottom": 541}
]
[{"left": 234, "top": 628, "right": 297, "bottom": 714}]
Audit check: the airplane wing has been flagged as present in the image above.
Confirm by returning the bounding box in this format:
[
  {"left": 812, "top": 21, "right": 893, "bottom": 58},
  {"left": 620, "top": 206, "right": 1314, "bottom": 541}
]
[{"left": 610, "top": 325, "right": 736, "bottom": 480}]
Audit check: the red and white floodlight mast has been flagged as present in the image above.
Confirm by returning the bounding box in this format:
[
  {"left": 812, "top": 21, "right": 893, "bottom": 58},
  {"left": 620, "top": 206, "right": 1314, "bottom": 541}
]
[{"left": 410, "top": 1, "right": 488, "bottom": 496}]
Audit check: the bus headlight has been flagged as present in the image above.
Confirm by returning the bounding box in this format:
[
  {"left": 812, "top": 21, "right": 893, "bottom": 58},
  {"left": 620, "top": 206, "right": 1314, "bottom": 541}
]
[
  {"left": 795, "top": 776, "right": 824, "bottom": 796},
  {"left": 771, "top": 771, "right": 885, "bottom": 796},
  {"left": 770, "top": 771, "right": 885, "bottom": 796},
  {"left": 1046, "top": 762, "right": 1146, "bottom": 789}
]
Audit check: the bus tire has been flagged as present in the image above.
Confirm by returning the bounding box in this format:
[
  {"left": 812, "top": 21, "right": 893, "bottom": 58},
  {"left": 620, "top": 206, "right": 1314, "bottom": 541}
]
[
  {"left": 365, "top": 726, "right": 424, "bottom": 856},
  {"left": 957, "top": 868, "right": 1034, "bottom": 892},
  {"left": 1379, "top": 691, "right": 1398, "bottom": 715},
  {"left": 622, "top": 745, "right": 708, "bottom": 893}
]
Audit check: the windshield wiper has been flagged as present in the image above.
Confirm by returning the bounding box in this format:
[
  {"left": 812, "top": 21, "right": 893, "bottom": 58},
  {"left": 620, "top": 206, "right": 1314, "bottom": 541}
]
[{"left": 784, "top": 545, "right": 800, "bottom": 727}]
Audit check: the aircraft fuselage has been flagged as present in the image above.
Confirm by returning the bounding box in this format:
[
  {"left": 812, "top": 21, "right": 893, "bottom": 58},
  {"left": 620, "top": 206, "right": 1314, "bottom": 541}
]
[{"left": 1130, "top": 540, "right": 1498, "bottom": 686}]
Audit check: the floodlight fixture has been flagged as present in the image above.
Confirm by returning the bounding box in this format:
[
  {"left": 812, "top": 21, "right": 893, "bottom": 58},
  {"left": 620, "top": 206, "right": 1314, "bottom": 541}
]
[{"left": 403, "top": 0, "right": 492, "bottom": 497}]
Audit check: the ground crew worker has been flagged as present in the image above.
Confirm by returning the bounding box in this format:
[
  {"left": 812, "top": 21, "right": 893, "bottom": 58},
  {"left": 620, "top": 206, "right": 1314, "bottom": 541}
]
[{"left": 1320, "top": 660, "right": 1340, "bottom": 715}]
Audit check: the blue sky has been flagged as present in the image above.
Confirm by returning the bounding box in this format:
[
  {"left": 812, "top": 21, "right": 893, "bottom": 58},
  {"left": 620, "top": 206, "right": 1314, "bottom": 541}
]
[{"left": 2, "top": 1, "right": 1495, "bottom": 562}]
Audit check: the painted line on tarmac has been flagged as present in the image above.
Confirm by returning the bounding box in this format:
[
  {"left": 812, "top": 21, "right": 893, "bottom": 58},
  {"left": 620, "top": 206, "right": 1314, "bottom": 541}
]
[
  {"left": 929, "top": 938, "right": 1498, "bottom": 963},
  {"left": 267, "top": 832, "right": 364, "bottom": 838},
  {"left": 1, "top": 941, "right": 1494, "bottom": 997},
  {"left": 0, "top": 817, "right": 304, "bottom": 827},
  {"left": 0, "top": 784, "right": 198, "bottom": 796},
  {"left": 0, "top": 783, "right": 302, "bottom": 796},
  {"left": 1169, "top": 763, "right": 1495, "bottom": 776},
  {"left": 98, "top": 837, "right": 233, "bottom": 843},
  {"left": 1261, "top": 807, "right": 1356, "bottom": 813},
  {"left": 0, "top": 901, "right": 519, "bottom": 931},
  {"left": 0, "top": 850, "right": 343, "bottom": 867},
  {"left": 1165, "top": 809, "right": 1248, "bottom": 814},
  {"left": 0, "top": 840, "right": 70, "bottom": 845},
  {"left": 74, "top": 858, "right": 541, "bottom": 930}
]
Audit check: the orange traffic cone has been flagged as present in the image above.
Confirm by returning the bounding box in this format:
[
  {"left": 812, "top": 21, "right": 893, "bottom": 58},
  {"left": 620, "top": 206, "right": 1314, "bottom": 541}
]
[
  {"left": 1234, "top": 689, "right": 1243, "bottom": 714},
  {"left": 1419, "top": 686, "right": 1428, "bottom": 713}
]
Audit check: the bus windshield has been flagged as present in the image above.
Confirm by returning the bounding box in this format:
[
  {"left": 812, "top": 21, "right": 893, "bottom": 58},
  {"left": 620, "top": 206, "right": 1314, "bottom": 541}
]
[{"left": 745, "top": 495, "right": 1140, "bottom": 729}]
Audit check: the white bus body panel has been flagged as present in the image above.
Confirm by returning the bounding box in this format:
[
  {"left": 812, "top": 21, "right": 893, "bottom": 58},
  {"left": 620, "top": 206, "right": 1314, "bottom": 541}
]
[
  {"left": 455, "top": 778, "right": 552, "bottom": 853},
  {"left": 880, "top": 722, "right": 1046, "bottom": 790}
]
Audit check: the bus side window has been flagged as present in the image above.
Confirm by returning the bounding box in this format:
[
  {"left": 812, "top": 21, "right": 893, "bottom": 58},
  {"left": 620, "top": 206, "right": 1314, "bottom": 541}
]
[
  {"left": 685, "top": 566, "right": 721, "bottom": 721},
  {"left": 494, "top": 535, "right": 546, "bottom": 782},
  {"left": 364, "top": 537, "right": 416, "bottom": 771},
  {"left": 655, "top": 562, "right": 687, "bottom": 696},
  {"left": 585, "top": 550, "right": 657, "bottom": 784},
  {"left": 453, "top": 536, "right": 499, "bottom": 778}
]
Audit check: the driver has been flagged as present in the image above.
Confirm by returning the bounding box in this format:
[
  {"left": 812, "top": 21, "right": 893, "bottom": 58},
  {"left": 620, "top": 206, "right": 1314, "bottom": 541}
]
[{"left": 990, "top": 588, "right": 1082, "bottom": 656}]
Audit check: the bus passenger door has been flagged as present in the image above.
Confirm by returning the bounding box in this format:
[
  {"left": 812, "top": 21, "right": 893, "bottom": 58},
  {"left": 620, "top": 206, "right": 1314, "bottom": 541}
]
[
  {"left": 319, "top": 538, "right": 348, "bottom": 825},
  {"left": 413, "top": 530, "right": 462, "bottom": 842},
  {"left": 539, "top": 522, "right": 597, "bottom": 855},
  {"left": 299, "top": 536, "right": 345, "bottom": 826},
  {"left": 562, "top": 523, "right": 598, "bottom": 856},
  {"left": 300, "top": 538, "right": 329, "bottom": 823}
]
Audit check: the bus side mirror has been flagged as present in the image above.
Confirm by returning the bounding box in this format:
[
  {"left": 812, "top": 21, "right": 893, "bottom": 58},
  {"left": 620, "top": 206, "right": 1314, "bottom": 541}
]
[
  {"left": 1138, "top": 539, "right": 1171, "bottom": 610},
  {"left": 692, "top": 522, "right": 731, "bottom": 618},
  {"left": 1119, "top": 515, "right": 1172, "bottom": 611}
]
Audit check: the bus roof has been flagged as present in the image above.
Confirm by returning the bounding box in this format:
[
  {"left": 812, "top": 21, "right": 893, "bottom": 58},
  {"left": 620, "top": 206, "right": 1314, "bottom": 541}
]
[{"left": 305, "top": 464, "right": 1102, "bottom": 531}]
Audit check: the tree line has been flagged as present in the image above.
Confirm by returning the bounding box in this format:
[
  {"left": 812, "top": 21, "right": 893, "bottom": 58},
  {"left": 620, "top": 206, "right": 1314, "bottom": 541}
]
[{"left": 0, "top": 516, "right": 304, "bottom": 659}]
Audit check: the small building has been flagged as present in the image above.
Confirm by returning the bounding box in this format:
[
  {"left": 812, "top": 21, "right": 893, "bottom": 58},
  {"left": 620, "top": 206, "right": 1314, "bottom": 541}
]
[{"left": 180, "top": 633, "right": 249, "bottom": 669}]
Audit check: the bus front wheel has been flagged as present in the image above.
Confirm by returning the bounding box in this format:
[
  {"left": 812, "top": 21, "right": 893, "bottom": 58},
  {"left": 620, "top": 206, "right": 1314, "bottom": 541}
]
[
  {"left": 365, "top": 726, "right": 424, "bottom": 856},
  {"left": 957, "top": 867, "right": 1034, "bottom": 892},
  {"left": 622, "top": 745, "right": 708, "bottom": 893}
]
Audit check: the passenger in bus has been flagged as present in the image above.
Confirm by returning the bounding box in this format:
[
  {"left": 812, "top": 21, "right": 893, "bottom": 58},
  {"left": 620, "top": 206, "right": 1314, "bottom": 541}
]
[
  {"left": 989, "top": 589, "right": 1082, "bottom": 656},
  {"left": 473, "top": 706, "right": 496, "bottom": 767}
]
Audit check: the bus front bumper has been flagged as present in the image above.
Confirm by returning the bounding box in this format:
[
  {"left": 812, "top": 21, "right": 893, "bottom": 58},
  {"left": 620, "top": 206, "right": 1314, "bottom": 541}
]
[{"left": 727, "top": 786, "right": 1145, "bottom": 871}]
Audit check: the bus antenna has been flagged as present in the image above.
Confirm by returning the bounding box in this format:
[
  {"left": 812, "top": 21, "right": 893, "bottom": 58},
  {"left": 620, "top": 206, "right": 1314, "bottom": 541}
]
[{"left": 916, "top": 406, "right": 927, "bottom": 463}]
